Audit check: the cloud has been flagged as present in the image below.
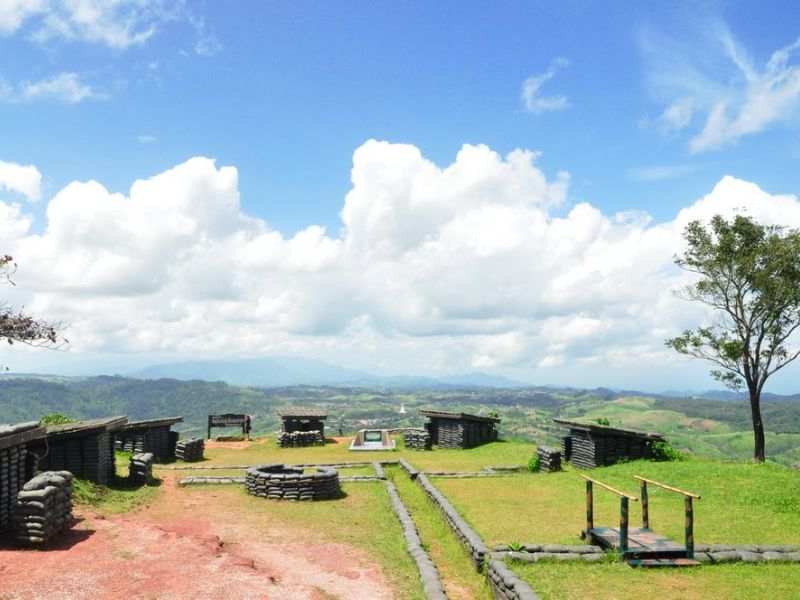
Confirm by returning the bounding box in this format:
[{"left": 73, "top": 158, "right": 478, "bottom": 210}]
[
  {"left": 3, "top": 142, "right": 800, "bottom": 382},
  {"left": 137, "top": 134, "right": 156, "bottom": 144},
  {"left": 643, "top": 23, "right": 800, "bottom": 152},
  {"left": 627, "top": 163, "right": 701, "bottom": 182},
  {"left": 521, "top": 57, "right": 570, "bottom": 115},
  {"left": 0, "top": 160, "right": 42, "bottom": 201},
  {"left": 7, "top": 72, "right": 106, "bottom": 103}
]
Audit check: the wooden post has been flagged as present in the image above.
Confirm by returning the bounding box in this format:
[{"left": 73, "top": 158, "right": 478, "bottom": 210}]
[
  {"left": 207, "top": 415, "right": 212, "bottom": 440},
  {"left": 685, "top": 496, "right": 694, "bottom": 558},
  {"left": 640, "top": 478, "right": 649, "bottom": 529},
  {"left": 620, "top": 497, "right": 629, "bottom": 554},
  {"left": 586, "top": 479, "right": 594, "bottom": 532}
]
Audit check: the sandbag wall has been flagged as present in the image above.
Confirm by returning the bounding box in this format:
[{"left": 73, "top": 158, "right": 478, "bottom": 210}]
[
  {"left": 403, "top": 429, "right": 432, "bottom": 450},
  {"left": 245, "top": 464, "right": 340, "bottom": 500},
  {"left": 1, "top": 446, "right": 36, "bottom": 531},
  {"left": 13, "top": 470, "right": 74, "bottom": 545},
  {"left": 537, "top": 447, "right": 562, "bottom": 472},
  {"left": 277, "top": 431, "right": 324, "bottom": 447},
  {"left": 568, "top": 429, "right": 654, "bottom": 468},
  {"left": 33, "top": 431, "right": 115, "bottom": 484},
  {"left": 433, "top": 420, "right": 497, "bottom": 449},
  {"left": 114, "top": 426, "right": 176, "bottom": 462},
  {"left": 129, "top": 453, "right": 153, "bottom": 484},
  {"left": 175, "top": 437, "right": 205, "bottom": 461}
]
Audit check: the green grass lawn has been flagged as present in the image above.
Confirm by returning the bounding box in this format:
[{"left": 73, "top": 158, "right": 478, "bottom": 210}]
[
  {"left": 513, "top": 561, "right": 800, "bottom": 600},
  {"left": 436, "top": 459, "right": 800, "bottom": 546},
  {"left": 187, "top": 435, "right": 535, "bottom": 472}
]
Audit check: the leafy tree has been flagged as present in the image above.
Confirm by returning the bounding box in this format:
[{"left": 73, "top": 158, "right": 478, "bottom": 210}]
[
  {"left": 0, "top": 255, "right": 67, "bottom": 363},
  {"left": 666, "top": 215, "right": 800, "bottom": 462}
]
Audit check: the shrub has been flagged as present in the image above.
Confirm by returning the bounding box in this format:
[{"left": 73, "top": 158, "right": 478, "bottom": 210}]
[
  {"left": 527, "top": 453, "right": 540, "bottom": 472},
  {"left": 40, "top": 412, "right": 76, "bottom": 426},
  {"left": 595, "top": 417, "right": 610, "bottom": 426},
  {"left": 650, "top": 441, "right": 685, "bottom": 462}
]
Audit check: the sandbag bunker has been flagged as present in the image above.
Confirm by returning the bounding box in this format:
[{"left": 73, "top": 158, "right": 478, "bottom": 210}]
[
  {"left": 13, "top": 470, "right": 74, "bottom": 545},
  {"left": 245, "top": 464, "right": 340, "bottom": 501}
]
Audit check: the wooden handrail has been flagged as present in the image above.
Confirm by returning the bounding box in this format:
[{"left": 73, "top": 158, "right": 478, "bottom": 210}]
[
  {"left": 634, "top": 476, "right": 701, "bottom": 499},
  {"left": 580, "top": 475, "right": 638, "bottom": 501}
]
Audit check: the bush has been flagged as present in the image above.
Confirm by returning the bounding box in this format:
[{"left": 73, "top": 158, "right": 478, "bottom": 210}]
[
  {"left": 650, "top": 441, "right": 685, "bottom": 462},
  {"left": 595, "top": 417, "right": 610, "bottom": 426},
  {"left": 527, "top": 453, "right": 540, "bottom": 472},
  {"left": 40, "top": 412, "right": 77, "bottom": 426}
]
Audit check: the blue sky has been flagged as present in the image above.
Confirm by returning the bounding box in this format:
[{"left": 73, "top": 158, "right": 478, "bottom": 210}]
[{"left": 1, "top": 1, "right": 800, "bottom": 392}]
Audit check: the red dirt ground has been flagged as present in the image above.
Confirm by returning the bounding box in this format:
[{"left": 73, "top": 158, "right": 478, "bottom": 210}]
[{"left": 0, "top": 475, "right": 394, "bottom": 599}]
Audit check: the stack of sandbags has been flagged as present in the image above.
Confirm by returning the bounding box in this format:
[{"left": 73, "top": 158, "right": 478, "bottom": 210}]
[
  {"left": 537, "top": 446, "right": 562, "bottom": 472},
  {"left": 13, "top": 471, "right": 74, "bottom": 545},
  {"left": 277, "top": 431, "right": 324, "bottom": 447},
  {"left": 1, "top": 445, "right": 26, "bottom": 531},
  {"left": 403, "top": 429, "right": 432, "bottom": 450},
  {"left": 175, "top": 437, "right": 205, "bottom": 461},
  {"left": 129, "top": 453, "right": 154, "bottom": 484}
]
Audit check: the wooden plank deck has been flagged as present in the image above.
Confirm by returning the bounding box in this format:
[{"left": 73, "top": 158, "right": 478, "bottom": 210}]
[{"left": 589, "top": 527, "right": 689, "bottom": 559}]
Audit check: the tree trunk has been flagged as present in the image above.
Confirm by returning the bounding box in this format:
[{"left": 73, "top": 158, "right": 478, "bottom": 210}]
[{"left": 748, "top": 390, "right": 766, "bottom": 462}]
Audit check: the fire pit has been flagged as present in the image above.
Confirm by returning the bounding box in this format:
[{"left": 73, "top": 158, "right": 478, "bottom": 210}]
[{"left": 245, "top": 464, "right": 340, "bottom": 501}]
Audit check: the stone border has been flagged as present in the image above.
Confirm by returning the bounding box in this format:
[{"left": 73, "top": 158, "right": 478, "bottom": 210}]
[
  {"left": 179, "top": 476, "right": 245, "bottom": 486},
  {"left": 412, "top": 470, "right": 541, "bottom": 600},
  {"left": 245, "top": 464, "right": 340, "bottom": 501},
  {"left": 385, "top": 481, "right": 447, "bottom": 599},
  {"left": 424, "top": 471, "right": 519, "bottom": 478}
]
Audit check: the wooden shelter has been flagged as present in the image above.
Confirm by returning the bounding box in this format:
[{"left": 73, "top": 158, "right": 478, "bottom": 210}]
[
  {"left": 114, "top": 416, "right": 183, "bottom": 462},
  {"left": 419, "top": 410, "right": 499, "bottom": 449},
  {"left": 28, "top": 416, "right": 127, "bottom": 484},
  {"left": 277, "top": 408, "right": 327, "bottom": 436},
  {"left": 0, "top": 422, "right": 45, "bottom": 532},
  {"left": 554, "top": 419, "right": 665, "bottom": 468}
]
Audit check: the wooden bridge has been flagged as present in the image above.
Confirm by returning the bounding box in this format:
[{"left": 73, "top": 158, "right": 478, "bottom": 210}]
[{"left": 581, "top": 475, "right": 702, "bottom": 567}]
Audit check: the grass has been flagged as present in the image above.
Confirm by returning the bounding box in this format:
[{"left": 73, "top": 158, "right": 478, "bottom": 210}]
[
  {"left": 193, "top": 436, "right": 535, "bottom": 473},
  {"left": 436, "top": 459, "right": 800, "bottom": 546},
  {"left": 72, "top": 475, "right": 161, "bottom": 514},
  {"left": 386, "top": 466, "right": 492, "bottom": 600},
  {"left": 513, "top": 561, "right": 800, "bottom": 600}
]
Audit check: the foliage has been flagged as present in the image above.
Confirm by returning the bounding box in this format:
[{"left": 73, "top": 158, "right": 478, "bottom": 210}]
[
  {"left": 595, "top": 417, "right": 610, "bottom": 426},
  {"left": 39, "top": 412, "right": 76, "bottom": 426},
  {"left": 507, "top": 540, "right": 525, "bottom": 552},
  {"left": 666, "top": 215, "right": 800, "bottom": 461},
  {"left": 0, "top": 255, "right": 67, "bottom": 356},
  {"left": 527, "top": 453, "right": 540, "bottom": 472},
  {"left": 487, "top": 410, "right": 500, "bottom": 419},
  {"left": 649, "top": 441, "right": 685, "bottom": 462}
]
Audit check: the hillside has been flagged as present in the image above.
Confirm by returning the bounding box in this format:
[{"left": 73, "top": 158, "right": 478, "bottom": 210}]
[{"left": 0, "top": 376, "right": 797, "bottom": 465}]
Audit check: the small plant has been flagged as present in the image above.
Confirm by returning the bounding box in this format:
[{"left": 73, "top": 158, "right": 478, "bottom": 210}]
[
  {"left": 507, "top": 540, "right": 525, "bottom": 552},
  {"left": 487, "top": 410, "right": 500, "bottom": 419},
  {"left": 527, "top": 454, "right": 540, "bottom": 473},
  {"left": 40, "top": 412, "right": 76, "bottom": 426},
  {"left": 603, "top": 548, "right": 623, "bottom": 563},
  {"left": 595, "top": 417, "right": 610, "bottom": 426},
  {"left": 650, "top": 441, "right": 686, "bottom": 462}
]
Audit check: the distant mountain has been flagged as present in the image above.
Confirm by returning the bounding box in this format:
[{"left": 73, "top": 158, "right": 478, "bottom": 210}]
[{"left": 132, "top": 357, "right": 531, "bottom": 389}]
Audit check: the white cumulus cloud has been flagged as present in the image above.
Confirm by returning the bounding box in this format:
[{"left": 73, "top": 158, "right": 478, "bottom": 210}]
[
  {"left": 521, "top": 57, "right": 570, "bottom": 115},
  {"left": 2, "top": 142, "right": 799, "bottom": 384},
  {"left": 0, "top": 159, "right": 42, "bottom": 201}
]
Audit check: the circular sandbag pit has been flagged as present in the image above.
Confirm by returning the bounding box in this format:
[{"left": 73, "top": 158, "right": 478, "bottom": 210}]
[{"left": 245, "top": 464, "right": 340, "bottom": 501}]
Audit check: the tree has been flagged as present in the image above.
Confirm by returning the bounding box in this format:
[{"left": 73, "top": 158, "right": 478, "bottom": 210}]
[
  {"left": 0, "top": 255, "right": 67, "bottom": 359},
  {"left": 666, "top": 215, "right": 800, "bottom": 462}
]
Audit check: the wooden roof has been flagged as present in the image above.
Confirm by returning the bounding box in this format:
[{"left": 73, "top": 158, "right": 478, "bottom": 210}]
[
  {"left": 552, "top": 418, "right": 665, "bottom": 441},
  {"left": 0, "top": 421, "right": 45, "bottom": 450},
  {"left": 43, "top": 416, "right": 128, "bottom": 441},
  {"left": 277, "top": 407, "right": 328, "bottom": 419},
  {"left": 419, "top": 410, "right": 500, "bottom": 424},
  {"left": 122, "top": 416, "right": 184, "bottom": 430}
]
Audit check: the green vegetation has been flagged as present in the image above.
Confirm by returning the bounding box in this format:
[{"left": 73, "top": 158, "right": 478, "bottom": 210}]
[
  {"left": 436, "top": 459, "right": 800, "bottom": 546},
  {"left": 39, "top": 412, "right": 77, "bottom": 426},
  {"left": 649, "top": 440, "right": 685, "bottom": 462},
  {"left": 527, "top": 453, "right": 540, "bottom": 472},
  {"left": 514, "top": 561, "right": 800, "bottom": 600},
  {"left": 72, "top": 476, "right": 160, "bottom": 514}
]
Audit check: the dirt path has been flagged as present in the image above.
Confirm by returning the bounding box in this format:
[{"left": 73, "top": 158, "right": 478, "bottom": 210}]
[{"left": 0, "top": 475, "right": 393, "bottom": 599}]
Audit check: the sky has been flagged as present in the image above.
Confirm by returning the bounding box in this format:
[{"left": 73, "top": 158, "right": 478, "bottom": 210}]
[{"left": 1, "top": 0, "right": 800, "bottom": 392}]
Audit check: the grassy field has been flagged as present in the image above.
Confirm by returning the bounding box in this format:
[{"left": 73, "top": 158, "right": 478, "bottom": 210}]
[
  {"left": 136, "top": 437, "right": 800, "bottom": 599},
  {"left": 436, "top": 459, "right": 800, "bottom": 546},
  {"left": 514, "top": 561, "right": 800, "bottom": 600}
]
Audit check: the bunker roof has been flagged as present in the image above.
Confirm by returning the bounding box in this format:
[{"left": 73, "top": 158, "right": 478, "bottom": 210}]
[
  {"left": 122, "top": 416, "right": 184, "bottom": 430},
  {"left": 419, "top": 410, "right": 500, "bottom": 424},
  {"left": 0, "top": 421, "right": 45, "bottom": 450},
  {"left": 276, "top": 407, "right": 328, "bottom": 419},
  {"left": 44, "top": 416, "right": 128, "bottom": 441},
  {"left": 552, "top": 418, "right": 665, "bottom": 441}
]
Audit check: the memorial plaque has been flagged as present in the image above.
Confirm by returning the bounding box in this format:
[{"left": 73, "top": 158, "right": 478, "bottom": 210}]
[
  {"left": 207, "top": 414, "right": 246, "bottom": 439},
  {"left": 349, "top": 429, "right": 396, "bottom": 451}
]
